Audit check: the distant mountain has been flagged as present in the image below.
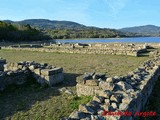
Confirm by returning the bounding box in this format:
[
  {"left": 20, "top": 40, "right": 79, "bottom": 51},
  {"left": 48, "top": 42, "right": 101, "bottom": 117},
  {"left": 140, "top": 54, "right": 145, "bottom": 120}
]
[
  {"left": 4, "top": 19, "right": 87, "bottom": 30},
  {"left": 4, "top": 19, "right": 137, "bottom": 39},
  {"left": 6, "top": 19, "right": 156, "bottom": 39},
  {"left": 119, "top": 25, "right": 160, "bottom": 36}
]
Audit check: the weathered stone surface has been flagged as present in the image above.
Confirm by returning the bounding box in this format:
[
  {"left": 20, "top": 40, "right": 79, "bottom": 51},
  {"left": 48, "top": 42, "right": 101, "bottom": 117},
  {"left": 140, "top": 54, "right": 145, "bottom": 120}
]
[
  {"left": 76, "top": 83, "right": 101, "bottom": 96},
  {"left": 98, "top": 90, "right": 112, "bottom": 99},
  {"left": 110, "top": 94, "right": 123, "bottom": 103},
  {"left": 93, "top": 73, "right": 106, "bottom": 80},
  {"left": 86, "top": 101, "right": 101, "bottom": 110},
  {"left": 84, "top": 72, "right": 95, "bottom": 80},
  {"left": 45, "top": 73, "right": 64, "bottom": 86},
  {"left": 100, "top": 104, "right": 110, "bottom": 111},
  {"left": 69, "top": 110, "right": 86, "bottom": 119},
  {"left": 104, "top": 99, "right": 110, "bottom": 106},
  {"left": 93, "top": 95, "right": 105, "bottom": 103},
  {"left": 41, "top": 67, "right": 63, "bottom": 76},
  {"left": 111, "top": 102, "right": 118, "bottom": 109},
  {"left": 99, "top": 81, "right": 114, "bottom": 91},
  {"left": 0, "top": 60, "right": 64, "bottom": 91},
  {"left": 116, "top": 81, "right": 133, "bottom": 91},
  {"left": 29, "top": 65, "right": 37, "bottom": 71},
  {"left": 106, "top": 77, "right": 114, "bottom": 83},
  {"left": 79, "top": 104, "right": 96, "bottom": 114},
  {"left": 119, "top": 103, "right": 129, "bottom": 110},
  {"left": 85, "top": 79, "right": 99, "bottom": 86},
  {"left": 64, "top": 89, "right": 73, "bottom": 94}
]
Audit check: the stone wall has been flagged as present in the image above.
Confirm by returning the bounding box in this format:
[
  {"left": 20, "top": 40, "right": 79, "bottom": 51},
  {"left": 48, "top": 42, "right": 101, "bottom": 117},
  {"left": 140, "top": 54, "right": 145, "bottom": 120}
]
[
  {"left": 2, "top": 43, "right": 149, "bottom": 56},
  {"left": 0, "top": 60, "right": 64, "bottom": 91},
  {"left": 0, "top": 68, "right": 31, "bottom": 91},
  {"left": 68, "top": 57, "right": 160, "bottom": 120}
]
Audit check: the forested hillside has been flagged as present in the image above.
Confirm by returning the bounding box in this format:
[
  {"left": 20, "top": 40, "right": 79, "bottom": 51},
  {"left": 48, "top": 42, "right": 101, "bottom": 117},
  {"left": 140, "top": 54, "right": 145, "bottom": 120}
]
[
  {"left": 4, "top": 19, "right": 140, "bottom": 39},
  {"left": 0, "top": 21, "right": 51, "bottom": 42}
]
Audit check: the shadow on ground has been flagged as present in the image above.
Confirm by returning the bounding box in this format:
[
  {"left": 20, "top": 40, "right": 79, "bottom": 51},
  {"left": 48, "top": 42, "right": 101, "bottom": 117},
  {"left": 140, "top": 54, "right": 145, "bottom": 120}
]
[
  {"left": 135, "top": 77, "right": 160, "bottom": 120},
  {"left": 0, "top": 73, "right": 81, "bottom": 119}
]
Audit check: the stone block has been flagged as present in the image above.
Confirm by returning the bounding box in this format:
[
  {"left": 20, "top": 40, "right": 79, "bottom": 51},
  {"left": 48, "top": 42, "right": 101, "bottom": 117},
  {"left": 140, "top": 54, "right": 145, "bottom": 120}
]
[
  {"left": 41, "top": 67, "right": 63, "bottom": 76},
  {"left": 45, "top": 72, "right": 64, "bottom": 86},
  {"left": 76, "top": 83, "right": 101, "bottom": 96}
]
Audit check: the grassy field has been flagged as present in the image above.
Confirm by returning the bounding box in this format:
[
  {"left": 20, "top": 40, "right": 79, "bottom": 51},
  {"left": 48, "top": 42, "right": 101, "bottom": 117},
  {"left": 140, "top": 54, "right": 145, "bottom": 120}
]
[{"left": 0, "top": 49, "right": 150, "bottom": 120}]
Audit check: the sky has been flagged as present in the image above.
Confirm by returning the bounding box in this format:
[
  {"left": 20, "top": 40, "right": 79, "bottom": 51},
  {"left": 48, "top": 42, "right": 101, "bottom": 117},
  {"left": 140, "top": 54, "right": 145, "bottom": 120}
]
[{"left": 0, "top": 0, "right": 160, "bottom": 29}]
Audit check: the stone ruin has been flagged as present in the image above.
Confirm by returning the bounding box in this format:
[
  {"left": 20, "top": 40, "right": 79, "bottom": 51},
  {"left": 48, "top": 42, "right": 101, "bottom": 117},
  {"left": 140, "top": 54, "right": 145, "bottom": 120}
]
[
  {"left": 1, "top": 43, "right": 150, "bottom": 57},
  {"left": 67, "top": 57, "right": 160, "bottom": 120},
  {"left": 149, "top": 50, "right": 160, "bottom": 58},
  {"left": 0, "top": 58, "right": 64, "bottom": 91}
]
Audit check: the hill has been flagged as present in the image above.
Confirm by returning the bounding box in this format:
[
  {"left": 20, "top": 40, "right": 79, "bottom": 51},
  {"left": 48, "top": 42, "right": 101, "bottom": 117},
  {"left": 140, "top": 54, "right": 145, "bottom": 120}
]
[
  {"left": 4, "top": 19, "right": 137, "bottom": 39},
  {"left": 0, "top": 21, "right": 51, "bottom": 42},
  {"left": 4, "top": 19, "right": 87, "bottom": 30},
  {"left": 119, "top": 25, "right": 160, "bottom": 36}
]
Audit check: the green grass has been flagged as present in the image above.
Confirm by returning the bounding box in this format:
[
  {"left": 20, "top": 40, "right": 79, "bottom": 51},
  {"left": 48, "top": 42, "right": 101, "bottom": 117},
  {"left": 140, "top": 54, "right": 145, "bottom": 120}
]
[
  {"left": 0, "top": 49, "right": 149, "bottom": 76},
  {"left": 68, "top": 95, "right": 93, "bottom": 110},
  {"left": 0, "top": 49, "right": 150, "bottom": 120}
]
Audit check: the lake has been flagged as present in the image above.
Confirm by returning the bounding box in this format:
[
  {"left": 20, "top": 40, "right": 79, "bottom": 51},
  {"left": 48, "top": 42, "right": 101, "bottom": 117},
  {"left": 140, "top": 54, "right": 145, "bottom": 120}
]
[{"left": 56, "top": 37, "right": 160, "bottom": 43}]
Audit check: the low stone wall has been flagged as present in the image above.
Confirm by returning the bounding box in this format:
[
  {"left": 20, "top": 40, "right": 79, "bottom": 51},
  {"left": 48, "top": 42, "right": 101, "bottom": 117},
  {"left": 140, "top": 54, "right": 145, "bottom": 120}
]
[
  {"left": 149, "top": 50, "right": 160, "bottom": 58},
  {"left": 2, "top": 43, "right": 149, "bottom": 56},
  {"left": 0, "top": 60, "right": 64, "bottom": 91},
  {"left": 0, "top": 68, "right": 31, "bottom": 91},
  {"left": 68, "top": 57, "right": 160, "bottom": 120}
]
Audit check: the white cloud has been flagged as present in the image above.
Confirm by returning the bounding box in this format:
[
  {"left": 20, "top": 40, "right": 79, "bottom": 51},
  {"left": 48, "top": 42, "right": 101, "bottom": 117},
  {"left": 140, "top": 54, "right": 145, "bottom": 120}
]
[{"left": 103, "top": 0, "right": 129, "bottom": 18}]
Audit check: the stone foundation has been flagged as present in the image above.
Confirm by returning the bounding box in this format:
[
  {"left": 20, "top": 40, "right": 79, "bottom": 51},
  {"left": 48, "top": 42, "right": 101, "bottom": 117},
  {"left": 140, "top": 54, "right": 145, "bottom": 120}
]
[
  {"left": 68, "top": 57, "right": 160, "bottom": 120},
  {"left": 2, "top": 43, "right": 150, "bottom": 56},
  {"left": 0, "top": 60, "right": 64, "bottom": 91}
]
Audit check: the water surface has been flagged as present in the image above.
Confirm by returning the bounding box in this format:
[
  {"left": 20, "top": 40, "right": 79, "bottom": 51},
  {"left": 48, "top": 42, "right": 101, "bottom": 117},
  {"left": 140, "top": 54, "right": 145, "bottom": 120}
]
[{"left": 55, "top": 37, "right": 160, "bottom": 43}]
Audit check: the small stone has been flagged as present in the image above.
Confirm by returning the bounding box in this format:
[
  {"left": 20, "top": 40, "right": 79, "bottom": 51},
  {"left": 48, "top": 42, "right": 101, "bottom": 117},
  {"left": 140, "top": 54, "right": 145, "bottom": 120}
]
[
  {"left": 122, "top": 96, "right": 133, "bottom": 104},
  {"left": 99, "top": 81, "right": 114, "bottom": 91},
  {"left": 98, "top": 90, "right": 112, "bottom": 99},
  {"left": 100, "top": 104, "right": 110, "bottom": 111},
  {"left": 79, "top": 104, "right": 96, "bottom": 114},
  {"left": 29, "top": 65, "right": 36, "bottom": 71},
  {"left": 69, "top": 110, "right": 85, "bottom": 119},
  {"left": 93, "top": 95, "right": 105, "bottom": 103},
  {"left": 115, "top": 81, "right": 132, "bottom": 91},
  {"left": 104, "top": 99, "right": 110, "bottom": 106},
  {"left": 93, "top": 73, "right": 106, "bottom": 80},
  {"left": 119, "top": 103, "right": 128, "bottom": 110},
  {"left": 110, "top": 94, "right": 123, "bottom": 103},
  {"left": 65, "top": 89, "right": 73, "bottom": 94},
  {"left": 97, "top": 109, "right": 105, "bottom": 115},
  {"left": 111, "top": 102, "right": 118, "bottom": 109},
  {"left": 86, "top": 101, "right": 100, "bottom": 110},
  {"left": 59, "top": 87, "right": 67, "bottom": 92},
  {"left": 106, "top": 77, "right": 114, "bottom": 83},
  {"left": 84, "top": 72, "right": 95, "bottom": 80}
]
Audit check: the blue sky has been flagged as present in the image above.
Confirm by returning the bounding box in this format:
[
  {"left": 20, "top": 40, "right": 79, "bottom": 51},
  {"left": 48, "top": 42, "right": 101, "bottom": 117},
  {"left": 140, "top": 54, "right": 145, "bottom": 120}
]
[{"left": 0, "top": 0, "right": 160, "bottom": 28}]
